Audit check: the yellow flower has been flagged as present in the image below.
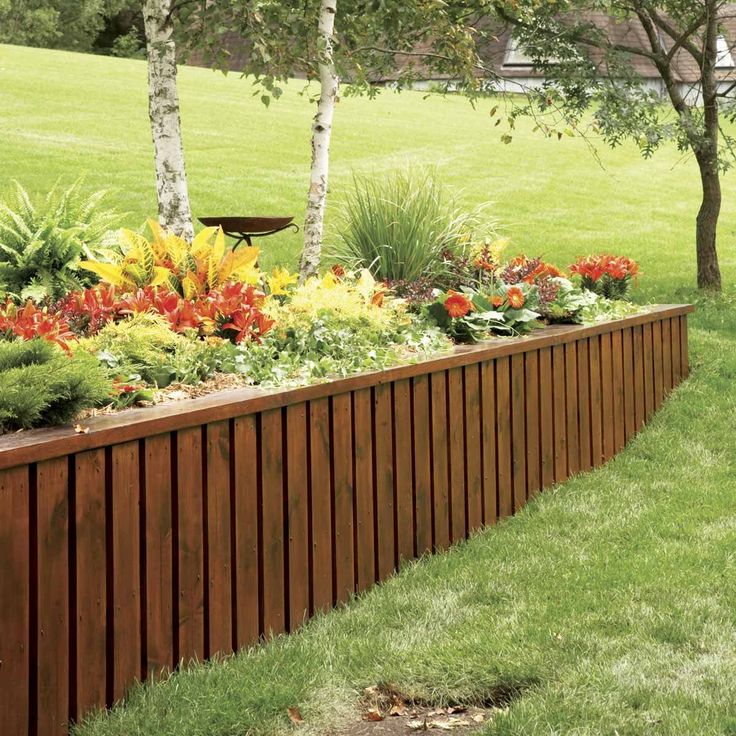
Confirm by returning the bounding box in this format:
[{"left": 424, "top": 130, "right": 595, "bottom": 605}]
[{"left": 267, "top": 266, "right": 298, "bottom": 296}]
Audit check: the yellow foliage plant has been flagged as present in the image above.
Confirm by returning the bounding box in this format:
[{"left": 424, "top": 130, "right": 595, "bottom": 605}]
[{"left": 79, "top": 220, "right": 261, "bottom": 297}]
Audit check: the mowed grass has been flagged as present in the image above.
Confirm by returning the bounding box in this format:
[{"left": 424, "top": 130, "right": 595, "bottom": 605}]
[{"left": 3, "top": 44, "right": 736, "bottom": 735}]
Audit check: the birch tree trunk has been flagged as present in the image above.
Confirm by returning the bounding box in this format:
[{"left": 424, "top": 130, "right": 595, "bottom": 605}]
[
  {"left": 299, "top": 0, "right": 338, "bottom": 279},
  {"left": 143, "top": 0, "right": 194, "bottom": 240}
]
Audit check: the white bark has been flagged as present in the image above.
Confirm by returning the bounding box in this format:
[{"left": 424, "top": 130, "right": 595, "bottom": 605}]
[
  {"left": 143, "top": 0, "right": 194, "bottom": 241},
  {"left": 299, "top": 0, "right": 339, "bottom": 279}
]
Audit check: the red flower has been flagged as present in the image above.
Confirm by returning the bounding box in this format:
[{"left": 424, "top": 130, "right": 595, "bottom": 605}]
[
  {"left": 444, "top": 291, "right": 473, "bottom": 318},
  {"left": 331, "top": 264, "right": 346, "bottom": 279},
  {"left": 0, "top": 300, "right": 76, "bottom": 353},
  {"left": 506, "top": 286, "right": 525, "bottom": 309},
  {"left": 570, "top": 255, "right": 639, "bottom": 282}
]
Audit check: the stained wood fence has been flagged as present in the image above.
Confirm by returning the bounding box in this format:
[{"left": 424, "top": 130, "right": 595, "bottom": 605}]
[{"left": 0, "top": 305, "right": 692, "bottom": 736}]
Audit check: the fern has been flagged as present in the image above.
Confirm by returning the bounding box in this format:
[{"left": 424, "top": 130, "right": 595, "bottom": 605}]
[{"left": 0, "top": 179, "right": 121, "bottom": 302}]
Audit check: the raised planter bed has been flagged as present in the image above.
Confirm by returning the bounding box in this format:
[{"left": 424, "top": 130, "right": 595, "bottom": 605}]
[{"left": 0, "top": 304, "right": 692, "bottom": 736}]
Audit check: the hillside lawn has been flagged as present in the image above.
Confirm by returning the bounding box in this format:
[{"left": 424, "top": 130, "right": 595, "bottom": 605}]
[{"left": 2, "top": 43, "right": 736, "bottom": 736}]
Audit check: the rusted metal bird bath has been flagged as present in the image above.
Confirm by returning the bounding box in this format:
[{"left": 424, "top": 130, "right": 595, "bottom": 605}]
[{"left": 198, "top": 216, "right": 299, "bottom": 248}]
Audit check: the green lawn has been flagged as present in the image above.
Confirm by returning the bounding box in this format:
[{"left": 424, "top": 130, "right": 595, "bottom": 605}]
[{"left": 3, "top": 44, "right": 736, "bottom": 736}]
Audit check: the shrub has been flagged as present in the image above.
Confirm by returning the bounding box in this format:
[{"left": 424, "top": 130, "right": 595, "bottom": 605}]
[
  {"left": 79, "top": 220, "right": 260, "bottom": 297},
  {"left": 330, "top": 170, "right": 495, "bottom": 283},
  {"left": 0, "top": 340, "right": 111, "bottom": 432},
  {"left": 0, "top": 180, "right": 119, "bottom": 301},
  {"left": 83, "top": 312, "right": 227, "bottom": 387}
]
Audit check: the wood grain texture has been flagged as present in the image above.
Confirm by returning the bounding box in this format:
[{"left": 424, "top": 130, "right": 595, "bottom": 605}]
[
  {"left": 0, "top": 465, "right": 30, "bottom": 736},
  {"left": 176, "top": 427, "right": 205, "bottom": 664},
  {"left": 111, "top": 441, "right": 141, "bottom": 701},
  {"left": 588, "top": 337, "right": 603, "bottom": 468},
  {"left": 447, "top": 368, "right": 466, "bottom": 540},
  {"left": 564, "top": 342, "right": 580, "bottom": 476},
  {"left": 286, "top": 404, "right": 309, "bottom": 630},
  {"left": 205, "top": 421, "right": 232, "bottom": 655},
  {"left": 633, "top": 326, "right": 646, "bottom": 431},
  {"left": 552, "top": 345, "right": 567, "bottom": 482},
  {"left": 643, "top": 322, "right": 655, "bottom": 420},
  {"left": 393, "top": 380, "right": 414, "bottom": 563},
  {"left": 143, "top": 433, "right": 173, "bottom": 676},
  {"left": 260, "top": 409, "right": 285, "bottom": 636},
  {"left": 430, "top": 372, "right": 450, "bottom": 549},
  {"left": 622, "top": 329, "right": 636, "bottom": 443},
  {"left": 576, "top": 340, "right": 592, "bottom": 473},
  {"left": 480, "top": 362, "right": 498, "bottom": 525},
  {"left": 332, "top": 394, "right": 355, "bottom": 601},
  {"left": 511, "top": 353, "right": 527, "bottom": 511},
  {"left": 600, "top": 333, "right": 615, "bottom": 462},
  {"left": 373, "top": 384, "right": 395, "bottom": 579},
  {"left": 233, "top": 416, "right": 259, "bottom": 646},
  {"left": 412, "top": 376, "right": 433, "bottom": 556},
  {"left": 464, "top": 365, "right": 483, "bottom": 531},
  {"left": 611, "top": 330, "right": 625, "bottom": 453},
  {"left": 353, "top": 389, "right": 376, "bottom": 592},
  {"left": 74, "top": 449, "right": 107, "bottom": 715},
  {"left": 309, "top": 398, "right": 333, "bottom": 613},
  {"left": 36, "top": 457, "right": 69, "bottom": 736},
  {"left": 539, "top": 347, "right": 555, "bottom": 487},
  {"left": 495, "top": 357, "right": 513, "bottom": 518}
]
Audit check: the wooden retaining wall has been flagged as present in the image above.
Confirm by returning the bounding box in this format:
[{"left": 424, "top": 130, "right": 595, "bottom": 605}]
[{"left": 0, "top": 305, "right": 692, "bottom": 735}]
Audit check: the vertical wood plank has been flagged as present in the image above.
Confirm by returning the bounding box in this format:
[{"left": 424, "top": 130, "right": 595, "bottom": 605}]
[
  {"left": 622, "top": 328, "right": 636, "bottom": 443},
  {"left": 111, "top": 441, "right": 141, "bottom": 702},
  {"left": 464, "top": 365, "right": 483, "bottom": 531},
  {"left": 353, "top": 389, "right": 376, "bottom": 592},
  {"left": 495, "top": 357, "right": 513, "bottom": 518},
  {"left": 600, "top": 333, "right": 615, "bottom": 462},
  {"left": 552, "top": 345, "right": 567, "bottom": 481},
  {"left": 144, "top": 433, "right": 173, "bottom": 676},
  {"left": 525, "top": 350, "right": 541, "bottom": 498},
  {"left": 564, "top": 342, "right": 580, "bottom": 476},
  {"left": 611, "top": 330, "right": 625, "bottom": 453},
  {"left": 430, "top": 372, "right": 450, "bottom": 550},
  {"left": 260, "top": 409, "right": 285, "bottom": 636},
  {"left": 286, "top": 404, "right": 309, "bottom": 630},
  {"left": 539, "top": 347, "right": 555, "bottom": 487},
  {"left": 393, "top": 379, "right": 414, "bottom": 562},
  {"left": 0, "top": 465, "right": 30, "bottom": 736},
  {"left": 643, "top": 322, "right": 655, "bottom": 420},
  {"left": 511, "top": 353, "right": 527, "bottom": 511},
  {"left": 680, "top": 316, "right": 690, "bottom": 378},
  {"left": 309, "top": 398, "right": 333, "bottom": 612},
  {"left": 233, "top": 416, "right": 259, "bottom": 647},
  {"left": 633, "top": 325, "right": 646, "bottom": 431},
  {"left": 480, "top": 362, "right": 497, "bottom": 525},
  {"left": 373, "top": 384, "right": 395, "bottom": 579},
  {"left": 176, "top": 427, "right": 204, "bottom": 663},
  {"left": 652, "top": 320, "right": 664, "bottom": 410},
  {"left": 671, "top": 317, "right": 682, "bottom": 386},
  {"left": 332, "top": 394, "right": 355, "bottom": 602},
  {"left": 205, "top": 421, "right": 232, "bottom": 655},
  {"left": 662, "top": 318, "right": 673, "bottom": 394},
  {"left": 36, "top": 457, "right": 69, "bottom": 736},
  {"left": 74, "top": 449, "right": 107, "bottom": 715},
  {"left": 576, "top": 340, "right": 592, "bottom": 473},
  {"left": 412, "top": 376, "right": 433, "bottom": 556},
  {"left": 588, "top": 338, "right": 604, "bottom": 467},
  {"left": 447, "top": 367, "right": 466, "bottom": 538}
]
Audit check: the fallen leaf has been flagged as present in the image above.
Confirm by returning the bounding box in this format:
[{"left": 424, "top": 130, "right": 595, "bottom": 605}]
[
  {"left": 287, "top": 707, "right": 304, "bottom": 724},
  {"left": 363, "top": 708, "right": 384, "bottom": 722},
  {"left": 389, "top": 702, "right": 406, "bottom": 716},
  {"left": 74, "top": 424, "right": 90, "bottom": 434},
  {"left": 471, "top": 713, "right": 486, "bottom": 723},
  {"left": 407, "top": 717, "right": 428, "bottom": 731},
  {"left": 447, "top": 705, "right": 467, "bottom": 714}
]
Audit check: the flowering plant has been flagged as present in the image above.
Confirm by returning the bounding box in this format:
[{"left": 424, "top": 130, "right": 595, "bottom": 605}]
[
  {"left": 569, "top": 254, "right": 639, "bottom": 300},
  {"left": 426, "top": 289, "right": 510, "bottom": 343},
  {"left": 0, "top": 300, "right": 76, "bottom": 352}
]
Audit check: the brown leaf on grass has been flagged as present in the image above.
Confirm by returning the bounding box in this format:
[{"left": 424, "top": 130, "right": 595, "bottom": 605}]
[
  {"left": 471, "top": 713, "right": 486, "bottom": 723},
  {"left": 389, "top": 702, "right": 407, "bottom": 716},
  {"left": 287, "top": 707, "right": 304, "bottom": 724},
  {"left": 407, "top": 717, "right": 429, "bottom": 731},
  {"left": 363, "top": 708, "right": 384, "bottom": 722}
]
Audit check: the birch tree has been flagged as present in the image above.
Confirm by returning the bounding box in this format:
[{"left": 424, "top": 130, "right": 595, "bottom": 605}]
[
  {"left": 300, "top": 0, "right": 338, "bottom": 279},
  {"left": 143, "top": 0, "right": 194, "bottom": 240}
]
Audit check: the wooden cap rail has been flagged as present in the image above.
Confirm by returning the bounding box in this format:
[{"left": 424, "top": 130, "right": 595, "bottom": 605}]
[
  {"left": 0, "top": 304, "right": 692, "bottom": 736},
  {"left": 0, "top": 304, "right": 692, "bottom": 472}
]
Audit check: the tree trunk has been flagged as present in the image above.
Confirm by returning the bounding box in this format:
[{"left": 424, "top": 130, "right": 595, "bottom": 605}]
[
  {"left": 299, "top": 0, "right": 338, "bottom": 280},
  {"left": 695, "top": 157, "right": 722, "bottom": 291},
  {"left": 143, "top": 0, "right": 194, "bottom": 241}
]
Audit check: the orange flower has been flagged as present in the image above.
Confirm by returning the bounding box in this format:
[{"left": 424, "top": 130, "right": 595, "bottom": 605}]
[
  {"left": 506, "top": 286, "right": 525, "bottom": 309},
  {"left": 491, "top": 295, "right": 504, "bottom": 308},
  {"left": 444, "top": 290, "right": 473, "bottom": 318}
]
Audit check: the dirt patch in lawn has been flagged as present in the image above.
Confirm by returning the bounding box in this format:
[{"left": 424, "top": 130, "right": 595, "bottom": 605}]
[{"left": 339, "top": 684, "right": 521, "bottom": 734}]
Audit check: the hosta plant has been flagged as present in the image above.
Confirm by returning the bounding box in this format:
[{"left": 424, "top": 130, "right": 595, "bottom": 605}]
[
  {"left": 79, "top": 220, "right": 260, "bottom": 297},
  {"left": 0, "top": 179, "right": 119, "bottom": 301}
]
